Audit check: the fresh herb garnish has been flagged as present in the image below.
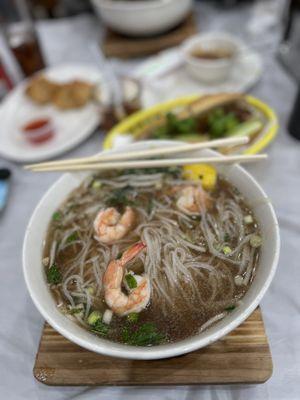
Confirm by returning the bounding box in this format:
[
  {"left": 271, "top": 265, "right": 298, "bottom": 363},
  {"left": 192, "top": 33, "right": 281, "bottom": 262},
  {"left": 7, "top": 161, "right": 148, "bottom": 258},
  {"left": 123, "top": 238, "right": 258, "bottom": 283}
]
[
  {"left": 87, "top": 311, "right": 109, "bottom": 336},
  {"left": 66, "top": 232, "right": 78, "bottom": 243},
  {"left": 127, "top": 312, "right": 139, "bottom": 323},
  {"left": 92, "top": 180, "right": 102, "bottom": 189},
  {"left": 122, "top": 323, "right": 165, "bottom": 346},
  {"left": 208, "top": 108, "right": 240, "bottom": 139},
  {"left": 87, "top": 311, "right": 102, "bottom": 325},
  {"left": 152, "top": 112, "right": 198, "bottom": 139},
  {"left": 105, "top": 186, "right": 136, "bottom": 209},
  {"left": 225, "top": 305, "right": 236, "bottom": 312},
  {"left": 91, "top": 319, "right": 109, "bottom": 336},
  {"left": 250, "top": 234, "right": 262, "bottom": 248},
  {"left": 125, "top": 274, "right": 137, "bottom": 289},
  {"left": 46, "top": 264, "right": 62, "bottom": 284},
  {"left": 69, "top": 307, "right": 83, "bottom": 315},
  {"left": 123, "top": 166, "right": 181, "bottom": 177},
  {"left": 222, "top": 245, "right": 232, "bottom": 255},
  {"left": 52, "top": 211, "right": 62, "bottom": 222}
]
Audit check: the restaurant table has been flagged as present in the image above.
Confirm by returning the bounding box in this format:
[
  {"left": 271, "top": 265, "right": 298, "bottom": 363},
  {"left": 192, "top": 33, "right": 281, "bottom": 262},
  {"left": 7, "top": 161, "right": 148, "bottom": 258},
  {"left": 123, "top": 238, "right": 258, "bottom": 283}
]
[{"left": 0, "top": 2, "right": 299, "bottom": 399}]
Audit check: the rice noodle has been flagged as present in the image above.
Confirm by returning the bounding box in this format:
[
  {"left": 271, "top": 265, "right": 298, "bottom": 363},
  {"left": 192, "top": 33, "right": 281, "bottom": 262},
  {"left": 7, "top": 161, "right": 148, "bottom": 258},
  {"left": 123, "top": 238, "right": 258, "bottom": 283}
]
[
  {"left": 199, "top": 312, "right": 226, "bottom": 332},
  {"left": 45, "top": 169, "right": 261, "bottom": 333}
]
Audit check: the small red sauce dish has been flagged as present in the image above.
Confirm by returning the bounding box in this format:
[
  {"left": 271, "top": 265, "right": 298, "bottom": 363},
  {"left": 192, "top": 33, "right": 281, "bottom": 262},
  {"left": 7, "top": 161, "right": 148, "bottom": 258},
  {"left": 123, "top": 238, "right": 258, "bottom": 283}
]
[{"left": 22, "top": 118, "right": 55, "bottom": 144}]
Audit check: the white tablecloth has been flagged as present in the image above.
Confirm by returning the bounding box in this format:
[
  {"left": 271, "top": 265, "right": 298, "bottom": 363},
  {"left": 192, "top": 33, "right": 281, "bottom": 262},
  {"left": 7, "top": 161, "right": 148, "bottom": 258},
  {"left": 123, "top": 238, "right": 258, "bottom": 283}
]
[{"left": 1, "top": 2, "right": 300, "bottom": 399}]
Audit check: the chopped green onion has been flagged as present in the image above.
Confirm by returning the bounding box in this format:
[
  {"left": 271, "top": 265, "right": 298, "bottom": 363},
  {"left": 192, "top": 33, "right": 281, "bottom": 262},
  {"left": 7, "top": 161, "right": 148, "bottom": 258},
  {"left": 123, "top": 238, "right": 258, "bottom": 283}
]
[
  {"left": 127, "top": 312, "right": 139, "bottom": 323},
  {"left": 222, "top": 246, "right": 232, "bottom": 255},
  {"left": 52, "top": 211, "right": 62, "bottom": 221},
  {"left": 46, "top": 264, "right": 62, "bottom": 284},
  {"left": 87, "top": 311, "right": 109, "bottom": 336},
  {"left": 250, "top": 234, "right": 262, "bottom": 248},
  {"left": 87, "top": 286, "right": 94, "bottom": 295},
  {"left": 87, "top": 311, "right": 102, "bottom": 326},
  {"left": 227, "top": 119, "right": 263, "bottom": 138},
  {"left": 225, "top": 305, "right": 236, "bottom": 312},
  {"left": 244, "top": 215, "right": 253, "bottom": 225},
  {"left": 92, "top": 180, "right": 102, "bottom": 189},
  {"left": 66, "top": 232, "right": 78, "bottom": 243},
  {"left": 125, "top": 274, "right": 137, "bottom": 289}
]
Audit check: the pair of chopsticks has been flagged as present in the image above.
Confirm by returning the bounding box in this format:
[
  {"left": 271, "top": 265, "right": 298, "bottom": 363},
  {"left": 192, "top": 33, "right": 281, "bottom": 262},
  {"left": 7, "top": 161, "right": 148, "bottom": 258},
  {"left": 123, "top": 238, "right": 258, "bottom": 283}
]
[{"left": 25, "top": 136, "right": 267, "bottom": 173}]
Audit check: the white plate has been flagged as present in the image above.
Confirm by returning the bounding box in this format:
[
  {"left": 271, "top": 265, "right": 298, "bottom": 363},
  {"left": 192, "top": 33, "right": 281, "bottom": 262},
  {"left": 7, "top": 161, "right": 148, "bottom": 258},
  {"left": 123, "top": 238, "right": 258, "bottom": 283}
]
[
  {"left": 135, "top": 46, "right": 263, "bottom": 107},
  {"left": 0, "top": 64, "right": 103, "bottom": 163}
]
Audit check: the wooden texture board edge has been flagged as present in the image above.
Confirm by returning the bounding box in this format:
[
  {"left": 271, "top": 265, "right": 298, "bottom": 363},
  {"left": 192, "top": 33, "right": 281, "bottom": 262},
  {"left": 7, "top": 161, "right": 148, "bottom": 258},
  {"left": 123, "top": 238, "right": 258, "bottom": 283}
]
[
  {"left": 102, "top": 14, "right": 198, "bottom": 58},
  {"left": 33, "top": 308, "right": 273, "bottom": 386}
]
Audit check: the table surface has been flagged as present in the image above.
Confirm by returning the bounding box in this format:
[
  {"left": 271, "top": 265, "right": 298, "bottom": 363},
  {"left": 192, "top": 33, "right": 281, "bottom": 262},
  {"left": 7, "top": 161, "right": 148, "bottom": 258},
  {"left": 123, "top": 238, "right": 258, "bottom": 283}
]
[{"left": 0, "top": 2, "right": 299, "bottom": 400}]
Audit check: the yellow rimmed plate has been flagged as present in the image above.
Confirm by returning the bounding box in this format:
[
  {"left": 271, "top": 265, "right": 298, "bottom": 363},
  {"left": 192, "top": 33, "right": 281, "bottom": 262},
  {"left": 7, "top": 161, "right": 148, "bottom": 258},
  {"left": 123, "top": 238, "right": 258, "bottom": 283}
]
[{"left": 103, "top": 95, "right": 278, "bottom": 154}]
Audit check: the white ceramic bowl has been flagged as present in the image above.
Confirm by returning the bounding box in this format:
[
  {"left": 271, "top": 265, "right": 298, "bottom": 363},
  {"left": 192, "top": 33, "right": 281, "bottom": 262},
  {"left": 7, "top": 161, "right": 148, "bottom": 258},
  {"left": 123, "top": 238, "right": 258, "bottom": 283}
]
[
  {"left": 91, "top": 0, "right": 192, "bottom": 37},
  {"left": 23, "top": 141, "right": 280, "bottom": 360},
  {"left": 182, "top": 32, "right": 242, "bottom": 83}
]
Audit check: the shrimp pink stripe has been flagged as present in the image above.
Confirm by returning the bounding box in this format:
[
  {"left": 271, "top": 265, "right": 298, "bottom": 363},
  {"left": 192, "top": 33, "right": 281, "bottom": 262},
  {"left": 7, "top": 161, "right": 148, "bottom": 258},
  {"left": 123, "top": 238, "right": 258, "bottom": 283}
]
[{"left": 120, "top": 242, "right": 146, "bottom": 266}]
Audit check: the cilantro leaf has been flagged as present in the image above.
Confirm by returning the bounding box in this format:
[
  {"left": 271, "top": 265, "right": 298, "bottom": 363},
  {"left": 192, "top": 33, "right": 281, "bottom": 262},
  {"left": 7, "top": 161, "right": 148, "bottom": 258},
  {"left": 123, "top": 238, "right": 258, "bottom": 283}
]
[
  {"left": 122, "top": 323, "right": 165, "bottom": 346},
  {"left": 52, "top": 211, "right": 62, "bottom": 222},
  {"left": 125, "top": 274, "right": 137, "bottom": 289},
  {"left": 127, "top": 313, "right": 139, "bottom": 323},
  {"left": 46, "top": 264, "right": 62, "bottom": 284},
  {"left": 66, "top": 232, "right": 78, "bottom": 243},
  {"left": 208, "top": 108, "right": 240, "bottom": 139},
  {"left": 91, "top": 319, "right": 109, "bottom": 336},
  {"left": 105, "top": 186, "right": 136, "bottom": 209}
]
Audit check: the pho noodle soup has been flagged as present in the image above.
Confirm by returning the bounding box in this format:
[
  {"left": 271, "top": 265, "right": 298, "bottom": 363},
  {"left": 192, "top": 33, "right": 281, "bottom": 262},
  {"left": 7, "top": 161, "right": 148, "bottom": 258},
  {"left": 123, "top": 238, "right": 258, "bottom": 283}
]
[{"left": 43, "top": 165, "right": 261, "bottom": 346}]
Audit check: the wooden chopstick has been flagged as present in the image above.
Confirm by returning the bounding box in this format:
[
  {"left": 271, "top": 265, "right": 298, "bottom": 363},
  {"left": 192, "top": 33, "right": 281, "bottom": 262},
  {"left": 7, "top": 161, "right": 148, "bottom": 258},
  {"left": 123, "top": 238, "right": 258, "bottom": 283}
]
[
  {"left": 27, "top": 154, "right": 267, "bottom": 173},
  {"left": 24, "top": 136, "right": 249, "bottom": 170}
]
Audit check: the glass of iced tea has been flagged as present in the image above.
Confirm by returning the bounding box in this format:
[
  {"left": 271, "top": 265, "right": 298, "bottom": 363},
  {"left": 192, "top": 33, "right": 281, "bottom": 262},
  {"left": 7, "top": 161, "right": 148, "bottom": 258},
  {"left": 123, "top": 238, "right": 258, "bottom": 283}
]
[{"left": 6, "top": 22, "right": 45, "bottom": 77}]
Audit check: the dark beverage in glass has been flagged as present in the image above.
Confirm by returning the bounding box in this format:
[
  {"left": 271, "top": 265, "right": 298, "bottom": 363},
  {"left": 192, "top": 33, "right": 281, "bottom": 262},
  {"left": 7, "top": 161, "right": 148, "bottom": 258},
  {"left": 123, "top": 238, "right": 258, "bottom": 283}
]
[
  {"left": 7, "top": 22, "right": 45, "bottom": 77},
  {"left": 0, "top": 58, "right": 13, "bottom": 100},
  {"left": 288, "top": 83, "right": 300, "bottom": 141}
]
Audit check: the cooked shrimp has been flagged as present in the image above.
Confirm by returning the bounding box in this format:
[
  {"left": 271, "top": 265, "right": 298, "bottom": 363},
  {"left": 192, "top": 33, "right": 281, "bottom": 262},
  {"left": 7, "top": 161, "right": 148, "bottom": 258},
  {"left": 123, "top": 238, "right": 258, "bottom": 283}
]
[
  {"left": 103, "top": 242, "right": 150, "bottom": 316},
  {"left": 94, "top": 206, "right": 135, "bottom": 244},
  {"left": 177, "top": 185, "right": 212, "bottom": 215}
]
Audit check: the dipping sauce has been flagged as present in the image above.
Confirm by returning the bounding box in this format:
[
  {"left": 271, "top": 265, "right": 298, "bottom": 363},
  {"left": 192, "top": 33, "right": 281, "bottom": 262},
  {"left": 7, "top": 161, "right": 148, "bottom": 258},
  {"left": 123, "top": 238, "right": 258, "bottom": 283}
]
[
  {"left": 22, "top": 118, "right": 55, "bottom": 144},
  {"left": 191, "top": 47, "right": 233, "bottom": 60}
]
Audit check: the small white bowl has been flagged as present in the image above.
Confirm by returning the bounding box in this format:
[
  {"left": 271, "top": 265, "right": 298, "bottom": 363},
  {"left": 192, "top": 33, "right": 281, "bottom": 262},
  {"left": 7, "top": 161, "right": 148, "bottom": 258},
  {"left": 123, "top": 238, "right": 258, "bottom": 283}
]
[
  {"left": 23, "top": 140, "right": 280, "bottom": 360},
  {"left": 91, "top": 0, "right": 192, "bottom": 37},
  {"left": 182, "top": 33, "right": 242, "bottom": 83}
]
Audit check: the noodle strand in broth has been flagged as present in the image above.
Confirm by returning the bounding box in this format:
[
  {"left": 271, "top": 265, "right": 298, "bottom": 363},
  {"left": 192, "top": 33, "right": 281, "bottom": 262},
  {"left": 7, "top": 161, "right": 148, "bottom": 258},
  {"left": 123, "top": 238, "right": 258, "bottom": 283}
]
[{"left": 43, "top": 167, "right": 261, "bottom": 345}]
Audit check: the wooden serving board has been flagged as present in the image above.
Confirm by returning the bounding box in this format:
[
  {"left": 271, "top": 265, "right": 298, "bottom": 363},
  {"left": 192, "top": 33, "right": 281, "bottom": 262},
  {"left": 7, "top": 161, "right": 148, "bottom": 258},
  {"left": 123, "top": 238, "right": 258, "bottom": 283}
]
[
  {"left": 33, "top": 308, "right": 272, "bottom": 386},
  {"left": 102, "top": 14, "right": 198, "bottom": 58}
]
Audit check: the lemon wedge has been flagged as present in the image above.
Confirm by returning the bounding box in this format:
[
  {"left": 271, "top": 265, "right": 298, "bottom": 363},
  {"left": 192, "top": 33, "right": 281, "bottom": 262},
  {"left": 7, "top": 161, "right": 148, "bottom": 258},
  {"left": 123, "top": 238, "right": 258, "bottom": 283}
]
[{"left": 183, "top": 164, "right": 217, "bottom": 190}]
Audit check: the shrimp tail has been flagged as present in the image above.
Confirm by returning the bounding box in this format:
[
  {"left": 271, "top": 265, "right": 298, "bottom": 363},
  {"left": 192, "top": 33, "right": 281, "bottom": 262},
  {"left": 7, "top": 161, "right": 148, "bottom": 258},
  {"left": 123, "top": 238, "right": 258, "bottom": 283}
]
[{"left": 120, "top": 242, "right": 146, "bottom": 266}]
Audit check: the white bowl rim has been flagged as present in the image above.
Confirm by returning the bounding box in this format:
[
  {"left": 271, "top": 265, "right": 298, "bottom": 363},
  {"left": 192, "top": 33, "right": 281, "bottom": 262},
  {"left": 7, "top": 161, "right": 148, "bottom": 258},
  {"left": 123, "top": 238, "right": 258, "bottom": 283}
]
[
  {"left": 182, "top": 32, "right": 243, "bottom": 67},
  {"left": 23, "top": 140, "right": 280, "bottom": 360},
  {"left": 94, "top": 0, "right": 184, "bottom": 11}
]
